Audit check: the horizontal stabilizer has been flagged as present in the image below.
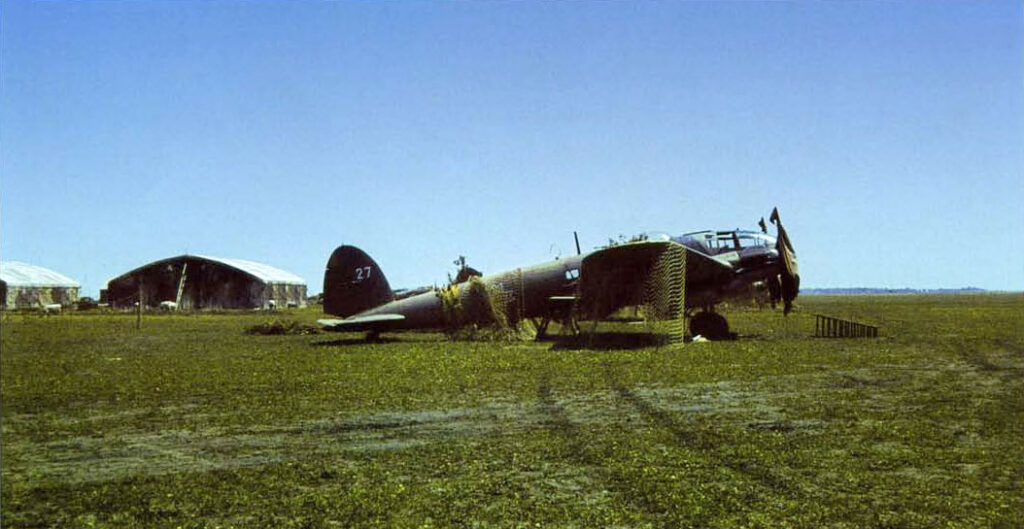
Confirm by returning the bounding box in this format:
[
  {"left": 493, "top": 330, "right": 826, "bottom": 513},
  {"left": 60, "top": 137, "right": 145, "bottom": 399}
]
[{"left": 318, "top": 313, "right": 405, "bottom": 332}]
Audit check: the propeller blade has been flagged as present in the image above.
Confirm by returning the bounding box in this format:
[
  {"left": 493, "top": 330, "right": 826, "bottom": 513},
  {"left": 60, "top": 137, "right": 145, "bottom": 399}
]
[
  {"left": 767, "top": 274, "right": 781, "bottom": 309},
  {"left": 771, "top": 208, "right": 799, "bottom": 314}
]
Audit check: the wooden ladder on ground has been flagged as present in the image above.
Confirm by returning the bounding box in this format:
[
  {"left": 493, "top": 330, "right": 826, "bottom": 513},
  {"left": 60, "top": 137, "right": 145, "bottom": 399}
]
[{"left": 814, "top": 314, "right": 878, "bottom": 338}]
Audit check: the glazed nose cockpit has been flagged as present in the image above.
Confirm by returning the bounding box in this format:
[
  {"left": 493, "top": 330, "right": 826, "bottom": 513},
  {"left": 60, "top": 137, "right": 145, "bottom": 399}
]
[
  {"left": 671, "top": 208, "right": 799, "bottom": 314},
  {"left": 672, "top": 230, "right": 776, "bottom": 259}
]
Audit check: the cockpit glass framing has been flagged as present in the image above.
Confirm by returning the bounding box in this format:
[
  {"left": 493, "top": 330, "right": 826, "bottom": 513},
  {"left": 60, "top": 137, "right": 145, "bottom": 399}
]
[{"left": 676, "top": 230, "right": 774, "bottom": 255}]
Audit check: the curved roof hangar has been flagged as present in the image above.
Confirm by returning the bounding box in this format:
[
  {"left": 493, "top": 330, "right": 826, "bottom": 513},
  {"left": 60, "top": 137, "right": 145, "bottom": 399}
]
[
  {"left": 109, "top": 255, "right": 305, "bottom": 286},
  {"left": 0, "top": 261, "right": 80, "bottom": 288}
]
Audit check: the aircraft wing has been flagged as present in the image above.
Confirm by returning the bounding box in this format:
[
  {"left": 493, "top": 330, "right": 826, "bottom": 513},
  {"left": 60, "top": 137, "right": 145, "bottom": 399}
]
[
  {"left": 318, "top": 313, "right": 406, "bottom": 332},
  {"left": 576, "top": 241, "right": 681, "bottom": 319},
  {"left": 577, "top": 240, "right": 735, "bottom": 319}
]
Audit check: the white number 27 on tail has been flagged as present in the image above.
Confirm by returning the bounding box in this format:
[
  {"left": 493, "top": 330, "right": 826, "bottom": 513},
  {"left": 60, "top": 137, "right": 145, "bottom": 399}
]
[{"left": 352, "top": 266, "right": 373, "bottom": 283}]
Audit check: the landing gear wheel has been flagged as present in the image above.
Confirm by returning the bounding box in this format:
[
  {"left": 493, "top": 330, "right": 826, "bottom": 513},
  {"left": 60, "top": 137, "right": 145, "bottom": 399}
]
[{"left": 689, "top": 312, "right": 731, "bottom": 341}]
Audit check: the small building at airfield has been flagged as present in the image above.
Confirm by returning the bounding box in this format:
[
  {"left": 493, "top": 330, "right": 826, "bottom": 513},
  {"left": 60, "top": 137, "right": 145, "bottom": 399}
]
[
  {"left": 105, "top": 255, "right": 306, "bottom": 310},
  {"left": 0, "top": 261, "right": 81, "bottom": 310}
]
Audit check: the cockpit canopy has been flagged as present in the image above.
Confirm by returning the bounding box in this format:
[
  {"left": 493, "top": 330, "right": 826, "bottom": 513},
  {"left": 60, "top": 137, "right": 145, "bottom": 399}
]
[{"left": 672, "top": 230, "right": 775, "bottom": 255}]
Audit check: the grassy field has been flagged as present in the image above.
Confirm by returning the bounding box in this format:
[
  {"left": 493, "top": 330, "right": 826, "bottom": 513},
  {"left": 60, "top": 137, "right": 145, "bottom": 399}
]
[{"left": 2, "top": 294, "right": 1022, "bottom": 528}]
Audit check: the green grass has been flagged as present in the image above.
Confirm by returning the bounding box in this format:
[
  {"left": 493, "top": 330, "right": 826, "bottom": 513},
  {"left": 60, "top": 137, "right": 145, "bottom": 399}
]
[{"left": 2, "top": 294, "right": 1023, "bottom": 528}]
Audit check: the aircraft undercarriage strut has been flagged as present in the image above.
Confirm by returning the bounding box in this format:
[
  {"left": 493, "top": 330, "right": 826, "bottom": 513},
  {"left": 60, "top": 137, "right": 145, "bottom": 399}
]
[{"left": 533, "top": 311, "right": 580, "bottom": 341}]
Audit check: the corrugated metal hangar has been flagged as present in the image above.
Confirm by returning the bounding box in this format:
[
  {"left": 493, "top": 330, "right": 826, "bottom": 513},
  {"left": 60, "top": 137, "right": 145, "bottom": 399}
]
[
  {"left": 104, "top": 255, "right": 307, "bottom": 310},
  {"left": 0, "top": 261, "right": 81, "bottom": 309}
]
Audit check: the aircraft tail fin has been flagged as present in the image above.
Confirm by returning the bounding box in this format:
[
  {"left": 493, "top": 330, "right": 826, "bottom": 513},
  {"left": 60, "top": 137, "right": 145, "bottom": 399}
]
[{"left": 323, "top": 245, "right": 395, "bottom": 317}]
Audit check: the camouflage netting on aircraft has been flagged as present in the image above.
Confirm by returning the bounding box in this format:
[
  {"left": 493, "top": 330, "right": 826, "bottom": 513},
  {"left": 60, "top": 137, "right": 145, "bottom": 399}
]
[
  {"left": 578, "top": 241, "right": 687, "bottom": 343},
  {"left": 642, "top": 242, "right": 687, "bottom": 343},
  {"left": 487, "top": 268, "right": 526, "bottom": 325},
  {"left": 438, "top": 278, "right": 507, "bottom": 329},
  {"left": 437, "top": 276, "right": 537, "bottom": 341},
  {"left": 458, "top": 277, "right": 508, "bottom": 328}
]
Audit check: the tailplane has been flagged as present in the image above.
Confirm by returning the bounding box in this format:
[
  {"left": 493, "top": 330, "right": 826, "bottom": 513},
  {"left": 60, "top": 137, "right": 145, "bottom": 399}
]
[{"left": 323, "top": 245, "right": 394, "bottom": 317}]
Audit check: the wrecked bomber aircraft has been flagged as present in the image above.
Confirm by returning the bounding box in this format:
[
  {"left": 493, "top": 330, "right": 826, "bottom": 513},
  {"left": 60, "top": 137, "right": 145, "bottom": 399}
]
[{"left": 319, "top": 209, "right": 798, "bottom": 341}]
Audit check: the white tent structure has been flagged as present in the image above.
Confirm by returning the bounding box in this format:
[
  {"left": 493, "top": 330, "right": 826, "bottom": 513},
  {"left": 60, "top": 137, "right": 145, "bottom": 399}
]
[{"left": 0, "top": 261, "right": 81, "bottom": 309}]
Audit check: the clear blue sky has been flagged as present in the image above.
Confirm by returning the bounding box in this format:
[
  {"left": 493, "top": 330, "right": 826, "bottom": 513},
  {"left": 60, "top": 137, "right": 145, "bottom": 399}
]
[{"left": 2, "top": 1, "right": 1022, "bottom": 296}]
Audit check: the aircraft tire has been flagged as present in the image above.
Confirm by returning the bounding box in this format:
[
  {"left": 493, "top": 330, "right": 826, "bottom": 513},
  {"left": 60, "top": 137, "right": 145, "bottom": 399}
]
[{"left": 689, "top": 311, "right": 731, "bottom": 341}]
